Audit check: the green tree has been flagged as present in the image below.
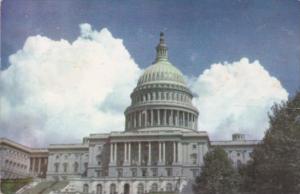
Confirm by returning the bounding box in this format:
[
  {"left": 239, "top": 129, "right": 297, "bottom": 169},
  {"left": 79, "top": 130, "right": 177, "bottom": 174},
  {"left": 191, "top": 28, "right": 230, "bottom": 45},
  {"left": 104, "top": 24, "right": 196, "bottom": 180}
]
[
  {"left": 241, "top": 92, "right": 300, "bottom": 194},
  {"left": 193, "top": 147, "right": 239, "bottom": 194}
]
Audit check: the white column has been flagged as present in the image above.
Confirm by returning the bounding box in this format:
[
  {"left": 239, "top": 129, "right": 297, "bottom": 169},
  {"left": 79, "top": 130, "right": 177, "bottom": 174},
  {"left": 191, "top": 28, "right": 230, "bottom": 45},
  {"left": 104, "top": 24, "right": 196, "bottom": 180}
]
[
  {"left": 151, "top": 110, "right": 154, "bottom": 126},
  {"left": 38, "top": 158, "right": 41, "bottom": 174},
  {"left": 158, "top": 142, "right": 162, "bottom": 163},
  {"left": 199, "top": 143, "right": 203, "bottom": 164},
  {"left": 133, "top": 112, "right": 136, "bottom": 128},
  {"left": 145, "top": 111, "right": 148, "bottom": 127},
  {"left": 164, "top": 110, "right": 167, "bottom": 125},
  {"left": 170, "top": 110, "right": 173, "bottom": 126},
  {"left": 178, "top": 142, "right": 182, "bottom": 163},
  {"left": 157, "top": 110, "right": 161, "bottom": 125},
  {"left": 32, "top": 158, "right": 36, "bottom": 174},
  {"left": 139, "top": 112, "right": 142, "bottom": 127},
  {"left": 148, "top": 142, "right": 151, "bottom": 165},
  {"left": 138, "top": 142, "right": 141, "bottom": 165},
  {"left": 176, "top": 111, "right": 179, "bottom": 126},
  {"left": 162, "top": 142, "right": 166, "bottom": 164},
  {"left": 110, "top": 143, "right": 113, "bottom": 163},
  {"left": 128, "top": 143, "right": 131, "bottom": 164},
  {"left": 173, "top": 142, "right": 176, "bottom": 164},
  {"left": 114, "top": 143, "right": 117, "bottom": 164},
  {"left": 124, "top": 143, "right": 127, "bottom": 163}
]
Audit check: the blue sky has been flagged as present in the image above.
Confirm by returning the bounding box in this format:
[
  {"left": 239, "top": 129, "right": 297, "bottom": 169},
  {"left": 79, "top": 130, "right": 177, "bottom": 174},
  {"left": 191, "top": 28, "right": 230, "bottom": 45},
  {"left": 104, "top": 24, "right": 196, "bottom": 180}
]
[
  {"left": 1, "top": 0, "right": 298, "bottom": 145},
  {"left": 2, "top": 0, "right": 300, "bottom": 96}
]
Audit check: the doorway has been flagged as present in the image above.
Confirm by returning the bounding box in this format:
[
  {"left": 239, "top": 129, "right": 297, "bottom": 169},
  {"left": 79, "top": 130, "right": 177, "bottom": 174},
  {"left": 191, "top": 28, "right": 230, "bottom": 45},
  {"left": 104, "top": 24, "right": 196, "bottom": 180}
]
[{"left": 124, "top": 183, "right": 130, "bottom": 194}]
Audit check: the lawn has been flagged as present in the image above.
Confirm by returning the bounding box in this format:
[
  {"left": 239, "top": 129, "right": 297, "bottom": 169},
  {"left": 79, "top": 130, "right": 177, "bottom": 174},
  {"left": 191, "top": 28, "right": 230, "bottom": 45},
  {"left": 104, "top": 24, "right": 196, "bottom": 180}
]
[{"left": 1, "top": 178, "right": 32, "bottom": 194}]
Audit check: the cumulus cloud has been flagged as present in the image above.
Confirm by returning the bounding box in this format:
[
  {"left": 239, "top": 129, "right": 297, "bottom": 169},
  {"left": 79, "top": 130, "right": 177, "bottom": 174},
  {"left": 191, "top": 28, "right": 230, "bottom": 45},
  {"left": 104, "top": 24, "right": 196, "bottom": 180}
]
[
  {"left": 0, "top": 23, "right": 141, "bottom": 146},
  {"left": 191, "top": 58, "right": 288, "bottom": 140},
  {"left": 0, "top": 23, "right": 289, "bottom": 147}
]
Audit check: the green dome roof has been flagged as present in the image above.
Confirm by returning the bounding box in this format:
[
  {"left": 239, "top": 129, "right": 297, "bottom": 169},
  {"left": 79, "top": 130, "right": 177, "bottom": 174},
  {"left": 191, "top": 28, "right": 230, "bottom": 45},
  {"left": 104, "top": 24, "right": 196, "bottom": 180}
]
[
  {"left": 137, "top": 60, "right": 186, "bottom": 86},
  {"left": 137, "top": 32, "right": 186, "bottom": 86}
]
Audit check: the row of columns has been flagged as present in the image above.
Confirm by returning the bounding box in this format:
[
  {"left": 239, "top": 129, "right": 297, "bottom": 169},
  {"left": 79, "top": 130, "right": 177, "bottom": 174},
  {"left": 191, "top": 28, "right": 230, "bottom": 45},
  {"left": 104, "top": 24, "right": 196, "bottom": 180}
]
[
  {"left": 126, "top": 109, "right": 197, "bottom": 130},
  {"left": 30, "top": 157, "right": 47, "bottom": 176},
  {"left": 132, "top": 91, "right": 191, "bottom": 104},
  {"left": 109, "top": 142, "right": 182, "bottom": 166}
]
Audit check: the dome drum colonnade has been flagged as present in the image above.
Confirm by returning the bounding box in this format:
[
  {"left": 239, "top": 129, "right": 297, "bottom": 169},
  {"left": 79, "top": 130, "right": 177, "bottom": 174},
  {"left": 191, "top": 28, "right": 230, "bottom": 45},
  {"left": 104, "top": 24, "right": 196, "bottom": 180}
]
[{"left": 125, "top": 32, "right": 198, "bottom": 132}]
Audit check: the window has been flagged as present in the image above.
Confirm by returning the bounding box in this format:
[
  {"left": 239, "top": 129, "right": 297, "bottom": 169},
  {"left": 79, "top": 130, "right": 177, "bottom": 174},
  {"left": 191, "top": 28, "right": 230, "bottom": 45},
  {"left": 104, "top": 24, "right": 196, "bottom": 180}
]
[
  {"left": 191, "top": 169, "right": 199, "bottom": 178},
  {"left": 142, "top": 168, "right": 147, "bottom": 177},
  {"left": 74, "top": 162, "right": 79, "bottom": 173},
  {"left": 166, "top": 168, "right": 172, "bottom": 177},
  {"left": 237, "top": 160, "right": 242, "bottom": 168},
  {"left": 54, "top": 163, "right": 59, "bottom": 172},
  {"left": 151, "top": 183, "right": 158, "bottom": 192},
  {"left": 63, "top": 163, "right": 68, "bottom": 172},
  {"left": 151, "top": 168, "right": 158, "bottom": 177},
  {"left": 96, "top": 170, "right": 101, "bottom": 177},
  {"left": 192, "top": 144, "right": 197, "bottom": 149},
  {"left": 96, "top": 184, "right": 102, "bottom": 194},
  {"left": 83, "top": 184, "right": 89, "bottom": 193},
  {"left": 96, "top": 154, "right": 101, "bottom": 165},
  {"left": 131, "top": 168, "right": 137, "bottom": 177},
  {"left": 191, "top": 153, "right": 197, "bottom": 164},
  {"left": 117, "top": 168, "right": 123, "bottom": 177},
  {"left": 137, "top": 183, "right": 144, "bottom": 194},
  {"left": 237, "top": 152, "right": 241, "bottom": 157},
  {"left": 110, "top": 183, "right": 116, "bottom": 194},
  {"left": 82, "top": 162, "right": 88, "bottom": 177},
  {"left": 166, "top": 183, "right": 172, "bottom": 192}
]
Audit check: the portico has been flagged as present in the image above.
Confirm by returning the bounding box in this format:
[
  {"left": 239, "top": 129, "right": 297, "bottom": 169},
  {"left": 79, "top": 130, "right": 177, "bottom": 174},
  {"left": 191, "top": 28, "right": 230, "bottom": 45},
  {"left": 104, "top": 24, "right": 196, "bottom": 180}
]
[{"left": 109, "top": 140, "right": 182, "bottom": 166}]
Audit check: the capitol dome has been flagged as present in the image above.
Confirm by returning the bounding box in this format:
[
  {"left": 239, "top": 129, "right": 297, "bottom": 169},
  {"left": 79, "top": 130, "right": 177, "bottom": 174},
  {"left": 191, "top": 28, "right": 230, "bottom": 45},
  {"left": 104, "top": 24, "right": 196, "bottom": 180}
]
[
  {"left": 137, "top": 32, "right": 186, "bottom": 86},
  {"left": 137, "top": 58, "right": 186, "bottom": 86},
  {"left": 125, "top": 32, "right": 199, "bottom": 132}
]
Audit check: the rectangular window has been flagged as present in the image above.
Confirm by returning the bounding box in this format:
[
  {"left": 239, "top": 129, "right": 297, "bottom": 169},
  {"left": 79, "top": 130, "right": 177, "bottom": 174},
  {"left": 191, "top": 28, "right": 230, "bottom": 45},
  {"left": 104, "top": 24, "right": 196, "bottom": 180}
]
[
  {"left": 142, "top": 168, "right": 147, "bottom": 177},
  {"left": 95, "top": 170, "right": 101, "bottom": 177},
  {"left": 191, "top": 169, "right": 199, "bottom": 178},
  {"left": 131, "top": 168, "right": 137, "bottom": 177},
  {"left": 117, "top": 168, "right": 123, "bottom": 177},
  {"left": 151, "top": 168, "right": 158, "bottom": 177},
  {"left": 166, "top": 168, "right": 172, "bottom": 177}
]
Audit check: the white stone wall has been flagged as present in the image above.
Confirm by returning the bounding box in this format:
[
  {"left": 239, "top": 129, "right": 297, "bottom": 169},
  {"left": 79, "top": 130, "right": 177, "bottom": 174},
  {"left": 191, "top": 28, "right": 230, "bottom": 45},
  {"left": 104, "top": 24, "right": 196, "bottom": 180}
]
[
  {"left": 223, "top": 146, "right": 254, "bottom": 167},
  {"left": 47, "top": 148, "right": 89, "bottom": 180},
  {"left": 0, "top": 145, "right": 31, "bottom": 179},
  {"left": 62, "top": 178, "right": 187, "bottom": 194}
]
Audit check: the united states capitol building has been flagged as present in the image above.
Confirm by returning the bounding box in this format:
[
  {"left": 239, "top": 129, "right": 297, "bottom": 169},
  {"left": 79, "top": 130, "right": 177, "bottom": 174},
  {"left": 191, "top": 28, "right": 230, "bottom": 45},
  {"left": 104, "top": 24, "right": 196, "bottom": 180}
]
[{"left": 0, "top": 33, "right": 259, "bottom": 194}]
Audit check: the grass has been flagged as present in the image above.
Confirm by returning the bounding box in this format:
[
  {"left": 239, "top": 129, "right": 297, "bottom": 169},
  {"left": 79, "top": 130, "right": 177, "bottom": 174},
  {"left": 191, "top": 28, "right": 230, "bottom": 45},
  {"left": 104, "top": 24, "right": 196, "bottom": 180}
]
[
  {"left": 148, "top": 192, "right": 177, "bottom": 194},
  {"left": 1, "top": 178, "right": 32, "bottom": 194}
]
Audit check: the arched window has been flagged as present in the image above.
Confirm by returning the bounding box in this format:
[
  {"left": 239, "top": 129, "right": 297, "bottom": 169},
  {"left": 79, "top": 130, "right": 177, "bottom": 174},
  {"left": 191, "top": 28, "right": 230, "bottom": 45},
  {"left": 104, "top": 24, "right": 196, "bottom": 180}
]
[
  {"left": 110, "top": 183, "right": 116, "bottom": 194},
  {"left": 54, "top": 163, "right": 59, "bottom": 172},
  {"left": 137, "top": 183, "right": 144, "bottom": 194},
  {"left": 151, "top": 183, "right": 158, "bottom": 192},
  {"left": 63, "top": 163, "right": 68, "bottom": 172},
  {"left": 83, "top": 184, "right": 89, "bottom": 193},
  {"left": 73, "top": 162, "right": 79, "bottom": 173},
  {"left": 96, "top": 184, "right": 102, "bottom": 194},
  {"left": 237, "top": 160, "right": 242, "bottom": 168},
  {"left": 166, "top": 183, "right": 172, "bottom": 192}
]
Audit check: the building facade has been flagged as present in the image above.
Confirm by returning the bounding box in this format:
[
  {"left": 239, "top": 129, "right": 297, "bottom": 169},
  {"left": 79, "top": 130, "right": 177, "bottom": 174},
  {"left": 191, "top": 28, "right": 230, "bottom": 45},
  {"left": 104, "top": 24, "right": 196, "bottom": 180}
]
[
  {"left": 44, "top": 33, "right": 259, "bottom": 194},
  {"left": 0, "top": 138, "right": 48, "bottom": 179},
  {"left": 0, "top": 33, "right": 259, "bottom": 194}
]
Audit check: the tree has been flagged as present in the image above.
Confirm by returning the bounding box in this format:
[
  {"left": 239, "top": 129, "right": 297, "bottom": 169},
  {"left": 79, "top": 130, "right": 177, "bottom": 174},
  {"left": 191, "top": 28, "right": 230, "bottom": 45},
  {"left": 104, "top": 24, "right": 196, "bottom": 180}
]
[
  {"left": 193, "top": 147, "right": 239, "bottom": 194},
  {"left": 241, "top": 92, "right": 300, "bottom": 194}
]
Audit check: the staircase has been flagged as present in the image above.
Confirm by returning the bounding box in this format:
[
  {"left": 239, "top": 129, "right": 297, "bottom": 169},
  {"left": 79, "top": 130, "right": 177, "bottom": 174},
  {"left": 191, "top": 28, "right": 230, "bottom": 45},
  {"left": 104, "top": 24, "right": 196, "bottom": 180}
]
[{"left": 19, "top": 181, "right": 69, "bottom": 194}]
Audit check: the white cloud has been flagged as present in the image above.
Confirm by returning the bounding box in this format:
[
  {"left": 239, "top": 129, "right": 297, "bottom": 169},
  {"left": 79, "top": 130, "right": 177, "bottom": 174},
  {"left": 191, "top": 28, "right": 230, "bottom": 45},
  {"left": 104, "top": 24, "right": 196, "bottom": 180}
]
[
  {"left": 0, "top": 24, "right": 289, "bottom": 147},
  {"left": 0, "top": 23, "right": 141, "bottom": 146},
  {"left": 191, "top": 58, "right": 288, "bottom": 140}
]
